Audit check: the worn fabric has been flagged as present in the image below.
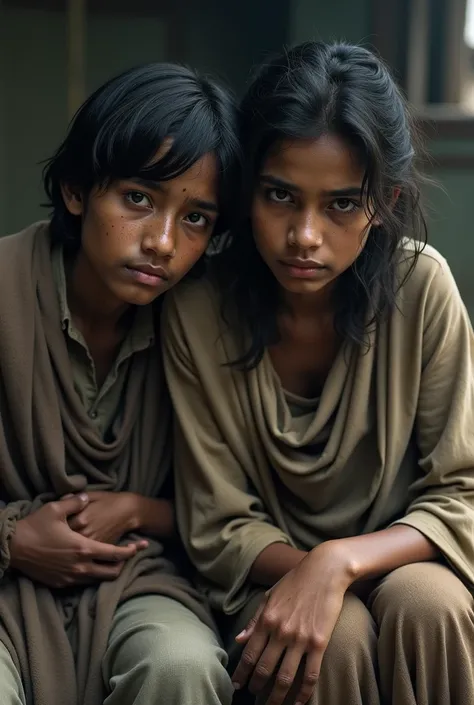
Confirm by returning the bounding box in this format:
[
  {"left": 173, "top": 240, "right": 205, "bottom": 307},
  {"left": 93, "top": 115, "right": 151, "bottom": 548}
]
[
  {"left": 0, "top": 642, "right": 26, "bottom": 705},
  {"left": 226, "top": 563, "right": 474, "bottom": 705},
  {"left": 51, "top": 245, "right": 155, "bottom": 438},
  {"left": 0, "top": 593, "right": 232, "bottom": 705},
  {"left": 103, "top": 593, "right": 232, "bottom": 705},
  {"left": 0, "top": 222, "right": 214, "bottom": 705},
  {"left": 163, "top": 242, "right": 474, "bottom": 615}
]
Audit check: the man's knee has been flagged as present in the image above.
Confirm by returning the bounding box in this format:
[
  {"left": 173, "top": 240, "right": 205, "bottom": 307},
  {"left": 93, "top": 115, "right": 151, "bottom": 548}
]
[
  {"left": 135, "top": 622, "right": 227, "bottom": 680},
  {"left": 105, "top": 596, "right": 231, "bottom": 695},
  {"left": 0, "top": 641, "right": 25, "bottom": 705}
]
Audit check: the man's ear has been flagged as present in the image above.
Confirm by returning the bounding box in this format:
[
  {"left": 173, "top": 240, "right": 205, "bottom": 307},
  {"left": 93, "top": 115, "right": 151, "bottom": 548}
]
[
  {"left": 60, "top": 183, "right": 84, "bottom": 216},
  {"left": 372, "top": 187, "right": 401, "bottom": 226}
]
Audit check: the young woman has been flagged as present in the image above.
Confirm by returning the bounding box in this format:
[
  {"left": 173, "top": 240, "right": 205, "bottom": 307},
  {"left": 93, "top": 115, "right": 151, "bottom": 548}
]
[
  {"left": 163, "top": 42, "right": 474, "bottom": 705},
  {"left": 0, "top": 63, "right": 239, "bottom": 705}
]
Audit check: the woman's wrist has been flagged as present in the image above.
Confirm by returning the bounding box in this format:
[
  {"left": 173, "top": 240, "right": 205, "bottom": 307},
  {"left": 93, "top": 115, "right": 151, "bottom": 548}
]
[{"left": 308, "top": 539, "right": 360, "bottom": 590}]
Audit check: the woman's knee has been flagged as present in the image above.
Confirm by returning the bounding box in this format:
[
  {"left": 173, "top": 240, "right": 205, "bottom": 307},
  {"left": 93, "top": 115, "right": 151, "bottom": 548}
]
[
  {"left": 370, "top": 562, "right": 474, "bottom": 632},
  {"left": 325, "top": 591, "right": 376, "bottom": 660}
]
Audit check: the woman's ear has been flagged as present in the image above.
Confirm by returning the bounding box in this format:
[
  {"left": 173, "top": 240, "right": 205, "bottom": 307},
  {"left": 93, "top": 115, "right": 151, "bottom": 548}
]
[{"left": 60, "top": 183, "right": 84, "bottom": 216}]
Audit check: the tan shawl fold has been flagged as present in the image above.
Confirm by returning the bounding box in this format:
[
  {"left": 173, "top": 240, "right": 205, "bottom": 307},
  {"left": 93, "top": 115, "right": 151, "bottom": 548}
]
[
  {"left": 0, "top": 223, "right": 213, "bottom": 705},
  {"left": 163, "top": 244, "right": 474, "bottom": 615}
]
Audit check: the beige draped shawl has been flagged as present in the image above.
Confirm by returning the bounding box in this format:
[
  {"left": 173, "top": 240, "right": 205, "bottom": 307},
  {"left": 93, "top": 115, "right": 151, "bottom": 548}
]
[
  {"left": 0, "top": 223, "right": 213, "bottom": 705},
  {"left": 163, "top": 243, "right": 474, "bottom": 615}
]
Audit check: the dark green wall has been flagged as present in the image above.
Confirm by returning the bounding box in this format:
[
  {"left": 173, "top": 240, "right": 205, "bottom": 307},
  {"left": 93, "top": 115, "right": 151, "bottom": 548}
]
[{"left": 1, "top": 0, "right": 472, "bottom": 316}]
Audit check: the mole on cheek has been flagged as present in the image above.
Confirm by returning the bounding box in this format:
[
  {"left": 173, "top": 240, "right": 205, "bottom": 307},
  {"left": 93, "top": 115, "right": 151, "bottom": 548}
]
[{"left": 182, "top": 188, "right": 187, "bottom": 192}]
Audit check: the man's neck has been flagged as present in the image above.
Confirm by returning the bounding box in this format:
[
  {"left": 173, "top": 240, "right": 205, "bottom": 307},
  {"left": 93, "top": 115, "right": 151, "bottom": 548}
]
[{"left": 66, "top": 249, "right": 130, "bottom": 331}]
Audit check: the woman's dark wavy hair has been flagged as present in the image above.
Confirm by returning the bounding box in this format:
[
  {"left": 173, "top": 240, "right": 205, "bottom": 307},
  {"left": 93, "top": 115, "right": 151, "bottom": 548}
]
[
  {"left": 214, "top": 41, "right": 428, "bottom": 369},
  {"left": 43, "top": 62, "right": 241, "bottom": 261}
]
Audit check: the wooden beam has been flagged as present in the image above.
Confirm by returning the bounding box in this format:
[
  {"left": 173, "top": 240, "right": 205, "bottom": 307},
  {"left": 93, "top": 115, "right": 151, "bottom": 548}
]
[
  {"left": 67, "top": 0, "right": 86, "bottom": 118},
  {"left": 4, "top": 0, "right": 176, "bottom": 15}
]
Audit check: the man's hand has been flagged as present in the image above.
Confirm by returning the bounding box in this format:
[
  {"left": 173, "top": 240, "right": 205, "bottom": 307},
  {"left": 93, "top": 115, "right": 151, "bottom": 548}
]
[
  {"left": 9, "top": 494, "right": 145, "bottom": 588},
  {"left": 67, "top": 491, "right": 147, "bottom": 545},
  {"left": 68, "top": 491, "right": 174, "bottom": 541}
]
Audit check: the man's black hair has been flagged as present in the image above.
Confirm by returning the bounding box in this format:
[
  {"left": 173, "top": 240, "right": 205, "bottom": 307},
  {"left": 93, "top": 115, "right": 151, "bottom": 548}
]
[{"left": 43, "top": 62, "right": 240, "bottom": 250}]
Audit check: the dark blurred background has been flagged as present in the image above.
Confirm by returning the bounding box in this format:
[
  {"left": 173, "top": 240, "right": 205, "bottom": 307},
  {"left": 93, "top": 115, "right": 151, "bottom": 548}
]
[{"left": 1, "top": 0, "right": 473, "bottom": 314}]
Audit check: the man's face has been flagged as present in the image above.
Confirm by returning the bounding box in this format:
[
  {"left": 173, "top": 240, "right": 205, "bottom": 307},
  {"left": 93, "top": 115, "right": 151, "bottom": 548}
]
[{"left": 62, "top": 152, "right": 219, "bottom": 307}]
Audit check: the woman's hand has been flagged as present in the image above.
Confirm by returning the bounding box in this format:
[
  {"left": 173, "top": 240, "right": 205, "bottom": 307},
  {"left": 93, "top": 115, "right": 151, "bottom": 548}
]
[
  {"left": 232, "top": 541, "right": 356, "bottom": 705},
  {"left": 67, "top": 491, "right": 148, "bottom": 546}
]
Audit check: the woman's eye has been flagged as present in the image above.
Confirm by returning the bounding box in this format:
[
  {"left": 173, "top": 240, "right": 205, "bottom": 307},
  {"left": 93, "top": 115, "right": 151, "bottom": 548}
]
[
  {"left": 330, "top": 198, "right": 359, "bottom": 213},
  {"left": 268, "top": 188, "right": 292, "bottom": 203},
  {"left": 125, "top": 191, "right": 151, "bottom": 207},
  {"left": 185, "top": 213, "right": 208, "bottom": 227}
]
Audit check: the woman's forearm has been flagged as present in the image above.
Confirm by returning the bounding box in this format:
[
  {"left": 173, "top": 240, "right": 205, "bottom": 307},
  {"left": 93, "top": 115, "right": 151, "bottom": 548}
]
[
  {"left": 331, "top": 524, "right": 439, "bottom": 584},
  {"left": 250, "top": 525, "right": 438, "bottom": 591},
  {"left": 250, "top": 543, "right": 307, "bottom": 587}
]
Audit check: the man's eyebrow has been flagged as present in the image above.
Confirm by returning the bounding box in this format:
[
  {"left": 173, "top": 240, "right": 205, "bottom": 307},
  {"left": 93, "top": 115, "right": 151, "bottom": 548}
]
[
  {"left": 123, "top": 177, "right": 218, "bottom": 213},
  {"left": 126, "top": 176, "right": 164, "bottom": 191},
  {"left": 187, "top": 199, "right": 219, "bottom": 214}
]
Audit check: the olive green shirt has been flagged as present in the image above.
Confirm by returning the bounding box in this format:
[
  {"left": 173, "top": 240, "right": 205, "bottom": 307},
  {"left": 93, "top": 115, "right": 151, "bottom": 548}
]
[{"left": 52, "top": 246, "right": 155, "bottom": 439}]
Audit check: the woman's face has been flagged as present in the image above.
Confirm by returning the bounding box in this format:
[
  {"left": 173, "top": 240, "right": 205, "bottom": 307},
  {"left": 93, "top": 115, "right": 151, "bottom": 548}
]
[{"left": 251, "top": 134, "right": 375, "bottom": 301}]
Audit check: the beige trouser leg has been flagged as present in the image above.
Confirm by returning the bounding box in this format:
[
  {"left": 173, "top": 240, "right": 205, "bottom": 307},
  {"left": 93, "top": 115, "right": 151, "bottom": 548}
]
[
  {"left": 227, "top": 591, "right": 379, "bottom": 705},
  {"left": 0, "top": 642, "right": 26, "bottom": 705},
  {"left": 229, "top": 562, "right": 474, "bottom": 705},
  {"left": 102, "top": 593, "right": 234, "bottom": 705},
  {"left": 370, "top": 561, "right": 474, "bottom": 705}
]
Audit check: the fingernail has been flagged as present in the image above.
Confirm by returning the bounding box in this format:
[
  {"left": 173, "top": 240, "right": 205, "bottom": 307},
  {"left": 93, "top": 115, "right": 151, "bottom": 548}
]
[
  {"left": 236, "top": 630, "right": 246, "bottom": 639},
  {"left": 232, "top": 682, "right": 241, "bottom": 691},
  {"left": 78, "top": 493, "right": 88, "bottom": 501},
  {"left": 63, "top": 493, "right": 74, "bottom": 499}
]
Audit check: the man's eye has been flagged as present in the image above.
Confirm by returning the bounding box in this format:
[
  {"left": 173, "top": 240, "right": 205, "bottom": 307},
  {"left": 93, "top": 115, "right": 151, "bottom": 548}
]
[
  {"left": 185, "top": 213, "right": 208, "bottom": 227},
  {"left": 125, "top": 192, "right": 151, "bottom": 207}
]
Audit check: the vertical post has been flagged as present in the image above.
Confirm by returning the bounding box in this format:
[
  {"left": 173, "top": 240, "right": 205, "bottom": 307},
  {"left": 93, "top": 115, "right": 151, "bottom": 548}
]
[
  {"left": 406, "top": 0, "right": 430, "bottom": 106},
  {"left": 443, "top": 0, "right": 468, "bottom": 103},
  {"left": 67, "top": 0, "right": 86, "bottom": 120}
]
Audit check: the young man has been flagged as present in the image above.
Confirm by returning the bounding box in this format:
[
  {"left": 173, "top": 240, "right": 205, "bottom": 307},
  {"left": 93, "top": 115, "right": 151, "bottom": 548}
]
[{"left": 0, "top": 63, "right": 239, "bottom": 705}]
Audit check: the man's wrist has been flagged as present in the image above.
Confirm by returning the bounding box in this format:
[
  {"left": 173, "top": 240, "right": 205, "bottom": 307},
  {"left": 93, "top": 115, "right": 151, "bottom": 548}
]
[
  {"left": 8, "top": 519, "right": 26, "bottom": 569},
  {"left": 127, "top": 495, "right": 175, "bottom": 538},
  {"left": 126, "top": 493, "right": 144, "bottom": 532}
]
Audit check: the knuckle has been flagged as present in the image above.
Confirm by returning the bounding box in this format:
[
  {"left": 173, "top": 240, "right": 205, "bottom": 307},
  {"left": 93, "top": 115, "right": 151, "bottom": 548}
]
[
  {"left": 309, "top": 632, "right": 327, "bottom": 650},
  {"left": 242, "top": 651, "right": 258, "bottom": 667},
  {"left": 262, "top": 611, "right": 279, "bottom": 630},
  {"left": 304, "top": 671, "right": 319, "bottom": 687},
  {"left": 48, "top": 501, "right": 61, "bottom": 516},
  {"left": 275, "top": 672, "right": 293, "bottom": 688},
  {"left": 276, "top": 623, "right": 293, "bottom": 641},
  {"left": 254, "top": 664, "right": 272, "bottom": 680},
  {"left": 75, "top": 544, "right": 90, "bottom": 558},
  {"left": 73, "top": 563, "right": 86, "bottom": 575}
]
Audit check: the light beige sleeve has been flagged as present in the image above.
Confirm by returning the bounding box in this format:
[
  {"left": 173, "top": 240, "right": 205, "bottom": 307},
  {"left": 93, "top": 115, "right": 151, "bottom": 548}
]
[
  {"left": 394, "top": 257, "right": 474, "bottom": 586},
  {"left": 162, "top": 288, "right": 291, "bottom": 614}
]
